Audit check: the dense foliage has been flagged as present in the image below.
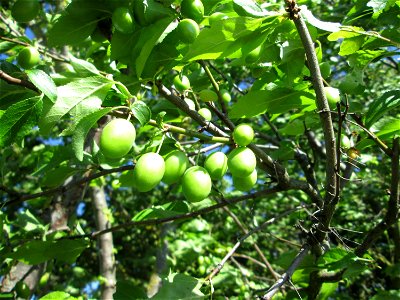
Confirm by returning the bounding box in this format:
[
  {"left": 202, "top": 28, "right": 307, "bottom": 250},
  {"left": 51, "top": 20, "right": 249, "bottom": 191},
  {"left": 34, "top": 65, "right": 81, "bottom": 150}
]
[{"left": 0, "top": 0, "right": 399, "bottom": 299}]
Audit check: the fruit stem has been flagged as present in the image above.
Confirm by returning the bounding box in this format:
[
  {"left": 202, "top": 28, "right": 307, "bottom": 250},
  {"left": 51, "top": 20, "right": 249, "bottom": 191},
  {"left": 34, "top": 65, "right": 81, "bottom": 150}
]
[
  {"left": 156, "top": 133, "right": 166, "bottom": 154},
  {"left": 195, "top": 143, "right": 202, "bottom": 165}
]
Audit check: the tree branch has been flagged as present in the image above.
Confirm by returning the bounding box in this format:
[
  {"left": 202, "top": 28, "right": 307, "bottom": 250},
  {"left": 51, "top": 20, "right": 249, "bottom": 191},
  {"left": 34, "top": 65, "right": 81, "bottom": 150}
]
[
  {"left": 206, "top": 205, "right": 309, "bottom": 282},
  {"left": 261, "top": 244, "right": 310, "bottom": 299},
  {"left": 0, "top": 70, "right": 40, "bottom": 93}
]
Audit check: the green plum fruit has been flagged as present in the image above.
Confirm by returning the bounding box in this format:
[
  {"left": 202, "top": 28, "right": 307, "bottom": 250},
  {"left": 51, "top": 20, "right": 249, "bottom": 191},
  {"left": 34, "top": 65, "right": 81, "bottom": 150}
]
[
  {"left": 233, "top": 124, "right": 254, "bottom": 146},
  {"left": 233, "top": 169, "right": 257, "bottom": 192},
  {"left": 177, "top": 18, "right": 200, "bottom": 44},
  {"left": 181, "top": 0, "right": 204, "bottom": 22},
  {"left": 12, "top": 0, "right": 40, "bottom": 23},
  {"left": 228, "top": 147, "right": 256, "bottom": 178},
  {"left": 112, "top": 7, "right": 135, "bottom": 34},
  {"left": 204, "top": 151, "right": 228, "bottom": 180},
  {"left": 198, "top": 108, "right": 212, "bottom": 121},
  {"left": 17, "top": 46, "right": 40, "bottom": 69},
  {"left": 173, "top": 74, "right": 191, "bottom": 91},
  {"left": 99, "top": 119, "right": 136, "bottom": 159},
  {"left": 182, "top": 166, "right": 212, "bottom": 202},
  {"left": 133, "top": 152, "right": 165, "bottom": 192},
  {"left": 162, "top": 150, "right": 189, "bottom": 184}
]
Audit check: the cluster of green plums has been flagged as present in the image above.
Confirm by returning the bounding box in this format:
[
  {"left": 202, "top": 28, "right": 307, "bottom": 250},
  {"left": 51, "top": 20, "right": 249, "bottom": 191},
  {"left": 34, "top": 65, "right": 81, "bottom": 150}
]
[
  {"left": 108, "top": 0, "right": 204, "bottom": 45},
  {"left": 99, "top": 119, "right": 257, "bottom": 202}
]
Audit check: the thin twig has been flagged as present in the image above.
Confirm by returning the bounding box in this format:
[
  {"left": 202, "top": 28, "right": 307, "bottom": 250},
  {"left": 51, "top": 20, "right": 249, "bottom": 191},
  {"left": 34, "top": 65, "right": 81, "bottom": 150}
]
[{"left": 0, "top": 70, "right": 40, "bottom": 93}]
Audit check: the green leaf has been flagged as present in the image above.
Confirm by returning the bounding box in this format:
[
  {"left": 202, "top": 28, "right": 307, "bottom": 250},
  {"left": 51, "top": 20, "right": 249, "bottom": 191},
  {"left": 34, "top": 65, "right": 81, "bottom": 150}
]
[
  {"left": 370, "top": 290, "right": 400, "bottom": 300},
  {"left": 8, "top": 239, "right": 89, "bottom": 265},
  {"left": 131, "top": 101, "right": 151, "bottom": 126},
  {"left": 41, "top": 165, "right": 79, "bottom": 187},
  {"left": 72, "top": 107, "right": 112, "bottom": 161},
  {"left": 229, "top": 88, "right": 315, "bottom": 119},
  {"left": 318, "top": 282, "right": 339, "bottom": 300},
  {"left": 132, "top": 201, "right": 190, "bottom": 221},
  {"left": 317, "top": 248, "right": 357, "bottom": 271},
  {"left": 183, "top": 17, "right": 265, "bottom": 61},
  {"left": 25, "top": 70, "right": 57, "bottom": 102},
  {"left": 136, "top": 18, "right": 176, "bottom": 78},
  {"left": 69, "top": 54, "right": 100, "bottom": 76},
  {"left": 233, "top": 0, "right": 271, "bottom": 17},
  {"left": 39, "top": 76, "right": 114, "bottom": 135},
  {"left": 365, "top": 90, "right": 400, "bottom": 127},
  {"left": 15, "top": 210, "right": 45, "bottom": 233},
  {"left": 327, "top": 27, "right": 363, "bottom": 41},
  {"left": 152, "top": 272, "right": 204, "bottom": 300},
  {"left": 0, "top": 96, "right": 43, "bottom": 147},
  {"left": 48, "top": 14, "right": 97, "bottom": 46},
  {"left": 39, "top": 291, "right": 77, "bottom": 300},
  {"left": 114, "top": 280, "right": 148, "bottom": 300},
  {"left": 339, "top": 36, "right": 365, "bottom": 56}
]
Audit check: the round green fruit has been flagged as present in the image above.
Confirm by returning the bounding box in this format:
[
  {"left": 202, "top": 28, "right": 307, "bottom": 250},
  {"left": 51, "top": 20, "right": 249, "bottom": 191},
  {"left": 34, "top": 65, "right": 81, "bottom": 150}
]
[
  {"left": 228, "top": 147, "right": 257, "bottom": 178},
  {"left": 162, "top": 150, "right": 189, "bottom": 184},
  {"left": 112, "top": 7, "right": 135, "bottom": 34},
  {"left": 204, "top": 151, "right": 228, "bottom": 180},
  {"left": 199, "top": 89, "right": 218, "bottom": 102},
  {"left": 324, "top": 87, "right": 341, "bottom": 109},
  {"left": 173, "top": 74, "right": 191, "bottom": 92},
  {"left": 12, "top": 0, "right": 40, "bottom": 23},
  {"left": 220, "top": 89, "right": 231, "bottom": 103},
  {"left": 133, "top": 0, "right": 169, "bottom": 25},
  {"left": 99, "top": 119, "right": 136, "bottom": 159},
  {"left": 133, "top": 152, "right": 165, "bottom": 192},
  {"left": 182, "top": 166, "right": 212, "bottom": 202},
  {"left": 198, "top": 108, "right": 212, "bottom": 121},
  {"left": 209, "top": 12, "right": 227, "bottom": 26},
  {"left": 39, "top": 272, "right": 50, "bottom": 288},
  {"left": 17, "top": 46, "right": 40, "bottom": 69},
  {"left": 233, "top": 124, "right": 254, "bottom": 147},
  {"left": 233, "top": 169, "right": 257, "bottom": 192},
  {"left": 181, "top": 0, "right": 204, "bottom": 22},
  {"left": 177, "top": 19, "right": 200, "bottom": 44},
  {"left": 245, "top": 45, "right": 262, "bottom": 64},
  {"left": 15, "top": 282, "right": 30, "bottom": 298}
]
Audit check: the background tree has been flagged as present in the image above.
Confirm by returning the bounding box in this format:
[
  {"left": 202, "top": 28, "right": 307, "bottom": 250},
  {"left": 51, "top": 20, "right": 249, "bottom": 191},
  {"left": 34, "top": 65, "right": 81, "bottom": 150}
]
[{"left": 0, "top": 0, "right": 399, "bottom": 299}]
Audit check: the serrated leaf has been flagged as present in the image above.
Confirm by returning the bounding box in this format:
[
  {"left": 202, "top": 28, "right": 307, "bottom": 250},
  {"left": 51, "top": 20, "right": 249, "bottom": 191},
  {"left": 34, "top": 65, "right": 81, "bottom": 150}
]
[
  {"left": 114, "top": 280, "right": 147, "bottom": 300},
  {"left": 72, "top": 108, "right": 112, "bottom": 161},
  {"left": 365, "top": 90, "right": 400, "bottom": 128},
  {"left": 39, "top": 291, "right": 77, "bottom": 300},
  {"left": 0, "top": 96, "right": 43, "bottom": 147},
  {"left": 131, "top": 101, "right": 151, "bottom": 126},
  {"left": 339, "top": 36, "right": 365, "bottom": 56},
  {"left": 39, "top": 76, "right": 113, "bottom": 135},
  {"left": 233, "top": 0, "right": 271, "bottom": 17},
  {"left": 25, "top": 69, "right": 57, "bottom": 102},
  {"left": 136, "top": 18, "right": 176, "bottom": 78},
  {"left": 183, "top": 17, "right": 265, "bottom": 62},
  {"left": 229, "top": 88, "right": 315, "bottom": 119},
  {"left": 69, "top": 54, "right": 100, "bottom": 76},
  {"left": 7, "top": 239, "right": 89, "bottom": 265},
  {"left": 152, "top": 272, "right": 204, "bottom": 300},
  {"left": 48, "top": 14, "right": 97, "bottom": 46}
]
